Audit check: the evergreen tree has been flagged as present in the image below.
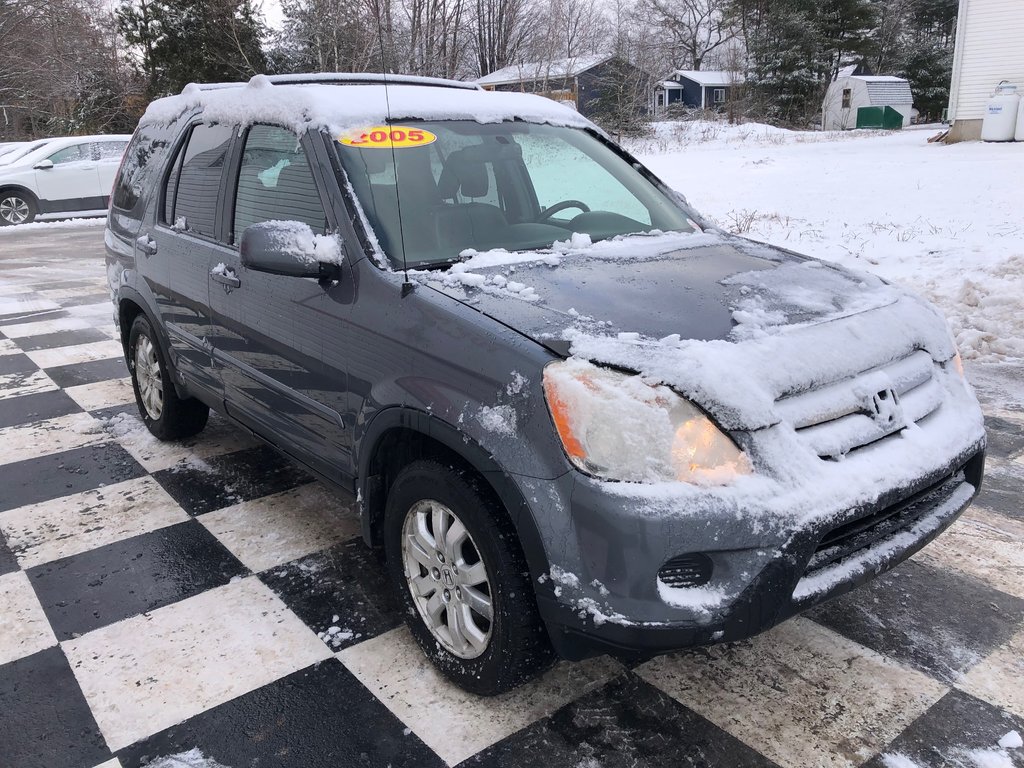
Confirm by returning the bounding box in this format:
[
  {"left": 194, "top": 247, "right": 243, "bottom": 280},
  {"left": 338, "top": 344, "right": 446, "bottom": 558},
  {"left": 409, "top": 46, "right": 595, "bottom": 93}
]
[{"left": 117, "top": 0, "right": 268, "bottom": 98}]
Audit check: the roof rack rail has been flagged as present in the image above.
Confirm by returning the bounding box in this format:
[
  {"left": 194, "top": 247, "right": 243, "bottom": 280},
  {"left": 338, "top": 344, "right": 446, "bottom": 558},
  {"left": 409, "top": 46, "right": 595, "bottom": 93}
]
[{"left": 264, "top": 73, "right": 482, "bottom": 91}]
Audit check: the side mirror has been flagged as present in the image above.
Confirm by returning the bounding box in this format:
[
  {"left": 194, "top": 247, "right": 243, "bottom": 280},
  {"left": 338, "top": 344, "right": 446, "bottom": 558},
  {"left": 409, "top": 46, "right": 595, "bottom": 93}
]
[
  {"left": 239, "top": 221, "right": 343, "bottom": 280},
  {"left": 34, "top": 159, "right": 54, "bottom": 170}
]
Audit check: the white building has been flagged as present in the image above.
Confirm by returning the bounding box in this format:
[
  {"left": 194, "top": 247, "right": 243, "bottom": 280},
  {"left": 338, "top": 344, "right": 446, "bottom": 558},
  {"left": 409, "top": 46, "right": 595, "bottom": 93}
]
[
  {"left": 947, "top": 0, "right": 1024, "bottom": 141},
  {"left": 822, "top": 75, "right": 914, "bottom": 130}
]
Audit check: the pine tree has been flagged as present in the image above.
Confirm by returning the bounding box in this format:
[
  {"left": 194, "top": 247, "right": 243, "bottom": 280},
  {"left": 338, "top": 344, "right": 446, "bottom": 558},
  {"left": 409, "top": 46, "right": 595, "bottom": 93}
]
[{"left": 117, "top": 0, "right": 268, "bottom": 98}]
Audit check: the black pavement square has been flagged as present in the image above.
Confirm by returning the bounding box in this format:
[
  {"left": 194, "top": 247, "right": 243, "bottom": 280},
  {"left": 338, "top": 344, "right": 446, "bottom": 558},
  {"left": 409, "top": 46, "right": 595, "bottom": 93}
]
[
  {"left": 464, "top": 673, "right": 781, "bottom": 768},
  {"left": 0, "top": 308, "right": 70, "bottom": 326},
  {"left": 0, "top": 441, "right": 146, "bottom": 513},
  {"left": 0, "top": 531, "right": 18, "bottom": 576},
  {"left": 15, "top": 327, "right": 109, "bottom": 351},
  {"left": 153, "top": 444, "right": 313, "bottom": 516},
  {"left": 90, "top": 402, "right": 140, "bottom": 421},
  {"left": 28, "top": 520, "right": 249, "bottom": 640},
  {"left": 0, "top": 388, "right": 82, "bottom": 428},
  {"left": 45, "top": 356, "right": 127, "bottom": 388},
  {"left": 862, "top": 689, "right": 1024, "bottom": 768},
  {"left": 806, "top": 559, "right": 1024, "bottom": 684},
  {"left": 984, "top": 416, "right": 1024, "bottom": 460},
  {"left": 260, "top": 537, "right": 403, "bottom": 652},
  {"left": 977, "top": 459, "right": 1024, "bottom": 520},
  {"left": 0, "top": 647, "right": 110, "bottom": 768},
  {"left": 116, "top": 658, "right": 446, "bottom": 768},
  {"left": 55, "top": 293, "right": 112, "bottom": 309},
  {"left": 0, "top": 352, "right": 38, "bottom": 376}
]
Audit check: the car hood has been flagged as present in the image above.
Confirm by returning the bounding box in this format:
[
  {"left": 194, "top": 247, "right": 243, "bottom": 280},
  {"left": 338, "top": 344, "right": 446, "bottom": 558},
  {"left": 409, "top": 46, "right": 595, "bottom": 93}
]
[
  {"left": 419, "top": 232, "right": 956, "bottom": 431},
  {"left": 423, "top": 232, "right": 900, "bottom": 355}
]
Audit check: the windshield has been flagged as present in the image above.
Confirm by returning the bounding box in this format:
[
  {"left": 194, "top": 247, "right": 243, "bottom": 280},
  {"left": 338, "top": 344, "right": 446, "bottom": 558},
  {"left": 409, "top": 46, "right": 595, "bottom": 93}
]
[
  {"left": 0, "top": 140, "right": 50, "bottom": 166},
  {"left": 334, "top": 121, "right": 695, "bottom": 268}
]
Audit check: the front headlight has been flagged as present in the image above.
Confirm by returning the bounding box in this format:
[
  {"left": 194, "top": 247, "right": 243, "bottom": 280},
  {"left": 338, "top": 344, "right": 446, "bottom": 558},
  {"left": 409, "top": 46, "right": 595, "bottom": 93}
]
[{"left": 543, "top": 359, "right": 752, "bottom": 485}]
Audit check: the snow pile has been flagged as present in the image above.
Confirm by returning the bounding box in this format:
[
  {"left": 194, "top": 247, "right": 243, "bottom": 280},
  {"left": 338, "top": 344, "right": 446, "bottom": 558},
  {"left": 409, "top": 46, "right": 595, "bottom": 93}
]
[
  {"left": 141, "top": 749, "right": 230, "bottom": 768},
  {"left": 0, "top": 217, "right": 105, "bottom": 234},
  {"left": 722, "top": 259, "right": 900, "bottom": 340},
  {"left": 656, "top": 581, "right": 728, "bottom": 613},
  {"left": 476, "top": 404, "right": 517, "bottom": 436},
  {"left": 634, "top": 125, "right": 1024, "bottom": 363},
  {"left": 416, "top": 262, "right": 541, "bottom": 302},
  {"left": 543, "top": 566, "right": 633, "bottom": 626},
  {"left": 142, "top": 78, "right": 592, "bottom": 137},
  {"left": 876, "top": 730, "right": 1022, "bottom": 768},
  {"left": 249, "top": 220, "right": 343, "bottom": 266}
]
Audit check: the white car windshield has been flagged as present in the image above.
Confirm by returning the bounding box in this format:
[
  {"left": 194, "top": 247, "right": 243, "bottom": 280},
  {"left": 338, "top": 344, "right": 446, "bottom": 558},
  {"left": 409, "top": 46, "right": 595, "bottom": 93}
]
[{"left": 334, "top": 120, "right": 695, "bottom": 268}]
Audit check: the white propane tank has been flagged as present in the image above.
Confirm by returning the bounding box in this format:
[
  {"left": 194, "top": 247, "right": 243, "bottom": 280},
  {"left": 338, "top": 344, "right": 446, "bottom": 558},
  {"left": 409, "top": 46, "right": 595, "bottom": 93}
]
[
  {"left": 981, "top": 82, "right": 1020, "bottom": 141},
  {"left": 1017, "top": 95, "right": 1024, "bottom": 141}
]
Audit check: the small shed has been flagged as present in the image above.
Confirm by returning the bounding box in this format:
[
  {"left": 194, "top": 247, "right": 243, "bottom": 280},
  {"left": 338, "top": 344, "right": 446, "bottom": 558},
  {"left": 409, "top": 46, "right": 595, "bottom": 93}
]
[
  {"left": 654, "top": 70, "right": 742, "bottom": 114},
  {"left": 822, "top": 75, "right": 914, "bottom": 130}
]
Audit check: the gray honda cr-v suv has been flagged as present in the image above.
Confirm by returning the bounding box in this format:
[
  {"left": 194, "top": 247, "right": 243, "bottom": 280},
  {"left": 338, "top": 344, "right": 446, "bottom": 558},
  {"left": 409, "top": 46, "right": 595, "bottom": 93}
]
[{"left": 106, "top": 73, "right": 986, "bottom": 695}]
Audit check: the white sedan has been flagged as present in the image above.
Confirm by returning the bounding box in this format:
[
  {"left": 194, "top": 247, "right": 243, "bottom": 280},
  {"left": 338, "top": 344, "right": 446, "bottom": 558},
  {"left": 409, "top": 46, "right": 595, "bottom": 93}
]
[{"left": 0, "top": 134, "right": 131, "bottom": 225}]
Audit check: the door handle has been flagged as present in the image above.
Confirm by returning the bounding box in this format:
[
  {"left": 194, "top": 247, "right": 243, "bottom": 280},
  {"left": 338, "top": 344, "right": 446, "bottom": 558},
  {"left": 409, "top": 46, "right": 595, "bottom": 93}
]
[
  {"left": 136, "top": 235, "right": 157, "bottom": 256},
  {"left": 211, "top": 267, "right": 241, "bottom": 289}
]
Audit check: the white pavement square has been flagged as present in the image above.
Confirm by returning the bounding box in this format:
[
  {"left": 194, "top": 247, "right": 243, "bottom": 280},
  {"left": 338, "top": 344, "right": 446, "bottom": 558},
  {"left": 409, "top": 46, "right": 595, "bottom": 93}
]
[{"left": 63, "top": 576, "right": 332, "bottom": 751}]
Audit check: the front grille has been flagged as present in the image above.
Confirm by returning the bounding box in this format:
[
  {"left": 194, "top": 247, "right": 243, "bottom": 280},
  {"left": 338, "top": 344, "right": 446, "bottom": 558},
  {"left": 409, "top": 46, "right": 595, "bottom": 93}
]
[
  {"left": 657, "top": 553, "right": 713, "bottom": 588},
  {"left": 805, "top": 469, "right": 965, "bottom": 574},
  {"left": 775, "top": 350, "right": 943, "bottom": 459}
]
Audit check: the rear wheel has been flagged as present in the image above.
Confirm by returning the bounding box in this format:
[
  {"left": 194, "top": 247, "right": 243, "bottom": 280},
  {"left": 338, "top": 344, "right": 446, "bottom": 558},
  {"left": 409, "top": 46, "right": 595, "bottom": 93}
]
[
  {"left": 384, "top": 460, "right": 553, "bottom": 695},
  {"left": 0, "top": 191, "right": 36, "bottom": 226},
  {"left": 127, "top": 314, "right": 209, "bottom": 440}
]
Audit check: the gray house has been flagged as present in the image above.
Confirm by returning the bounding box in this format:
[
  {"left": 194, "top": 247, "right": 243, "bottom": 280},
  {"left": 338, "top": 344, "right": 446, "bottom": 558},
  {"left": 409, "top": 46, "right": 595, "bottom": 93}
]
[
  {"left": 476, "top": 54, "right": 644, "bottom": 120},
  {"left": 654, "top": 70, "right": 743, "bottom": 114}
]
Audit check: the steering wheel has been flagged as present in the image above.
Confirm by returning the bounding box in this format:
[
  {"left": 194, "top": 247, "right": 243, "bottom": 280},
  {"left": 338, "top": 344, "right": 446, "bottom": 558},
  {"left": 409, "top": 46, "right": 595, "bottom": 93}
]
[{"left": 536, "top": 199, "right": 591, "bottom": 222}]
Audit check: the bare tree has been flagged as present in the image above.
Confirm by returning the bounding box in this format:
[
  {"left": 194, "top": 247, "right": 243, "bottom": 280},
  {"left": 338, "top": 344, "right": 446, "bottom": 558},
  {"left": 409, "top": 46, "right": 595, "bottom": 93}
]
[
  {"left": 473, "top": 0, "right": 534, "bottom": 76},
  {"left": 640, "top": 0, "right": 737, "bottom": 71}
]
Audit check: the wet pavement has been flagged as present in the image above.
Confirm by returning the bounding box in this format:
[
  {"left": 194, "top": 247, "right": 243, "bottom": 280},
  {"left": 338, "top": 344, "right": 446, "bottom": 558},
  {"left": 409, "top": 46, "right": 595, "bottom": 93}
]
[{"left": 0, "top": 223, "right": 1022, "bottom": 768}]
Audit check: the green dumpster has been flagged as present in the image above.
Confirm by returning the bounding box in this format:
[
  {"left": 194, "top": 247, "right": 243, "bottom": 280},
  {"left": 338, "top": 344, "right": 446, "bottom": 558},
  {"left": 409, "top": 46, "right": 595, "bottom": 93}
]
[{"left": 855, "top": 105, "right": 904, "bottom": 129}]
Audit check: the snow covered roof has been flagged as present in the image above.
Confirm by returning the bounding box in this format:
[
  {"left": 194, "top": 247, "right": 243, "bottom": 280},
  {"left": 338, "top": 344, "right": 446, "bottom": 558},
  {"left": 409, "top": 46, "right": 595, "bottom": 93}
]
[
  {"left": 475, "top": 55, "right": 612, "bottom": 87},
  {"left": 851, "top": 75, "right": 914, "bottom": 105},
  {"left": 672, "top": 70, "right": 744, "bottom": 87},
  {"left": 140, "top": 74, "right": 596, "bottom": 136}
]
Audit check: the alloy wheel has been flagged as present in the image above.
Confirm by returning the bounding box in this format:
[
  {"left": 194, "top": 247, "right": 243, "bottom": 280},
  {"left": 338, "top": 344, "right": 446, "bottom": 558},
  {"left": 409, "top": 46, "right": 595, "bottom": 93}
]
[
  {"left": 401, "top": 499, "right": 494, "bottom": 659},
  {"left": 134, "top": 334, "right": 164, "bottom": 420},
  {"left": 0, "top": 196, "right": 29, "bottom": 225}
]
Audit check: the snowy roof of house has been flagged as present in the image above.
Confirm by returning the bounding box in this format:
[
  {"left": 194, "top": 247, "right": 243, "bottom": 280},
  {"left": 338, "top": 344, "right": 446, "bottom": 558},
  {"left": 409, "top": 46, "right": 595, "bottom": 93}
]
[
  {"left": 850, "top": 75, "right": 914, "bottom": 105},
  {"left": 671, "top": 70, "right": 744, "bottom": 87},
  {"left": 475, "top": 54, "right": 613, "bottom": 87},
  {"left": 141, "top": 74, "right": 596, "bottom": 136}
]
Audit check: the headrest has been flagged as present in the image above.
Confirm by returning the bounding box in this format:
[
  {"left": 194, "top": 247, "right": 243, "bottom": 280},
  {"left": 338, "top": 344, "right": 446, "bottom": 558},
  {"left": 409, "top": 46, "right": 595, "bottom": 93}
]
[{"left": 438, "top": 148, "right": 489, "bottom": 199}]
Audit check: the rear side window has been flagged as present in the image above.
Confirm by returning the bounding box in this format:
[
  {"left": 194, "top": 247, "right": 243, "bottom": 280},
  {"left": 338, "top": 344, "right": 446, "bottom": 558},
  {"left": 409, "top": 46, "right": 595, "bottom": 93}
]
[
  {"left": 232, "top": 125, "right": 328, "bottom": 243},
  {"left": 95, "top": 141, "right": 128, "bottom": 160},
  {"left": 113, "top": 128, "right": 170, "bottom": 214},
  {"left": 164, "top": 123, "right": 233, "bottom": 238}
]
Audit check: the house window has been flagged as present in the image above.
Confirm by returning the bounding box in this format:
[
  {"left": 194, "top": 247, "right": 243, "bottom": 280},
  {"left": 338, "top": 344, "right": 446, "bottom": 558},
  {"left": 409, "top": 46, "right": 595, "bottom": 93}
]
[
  {"left": 713, "top": 88, "right": 726, "bottom": 104},
  {"left": 842, "top": 88, "right": 852, "bottom": 109},
  {"left": 656, "top": 92, "right": 665, "bottom": 108}
]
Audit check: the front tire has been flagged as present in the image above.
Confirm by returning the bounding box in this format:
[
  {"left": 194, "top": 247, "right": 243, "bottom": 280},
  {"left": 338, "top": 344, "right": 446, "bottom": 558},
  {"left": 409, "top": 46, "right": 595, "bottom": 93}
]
[
  {"left": 127, "top": 314, "right": 209, "bottom": 440},
  {"left": 384, "top": 460, "right": 553, "bottom": 695},
  {"left": 0, "top": 191, "right": 37, "bottom": 226}
]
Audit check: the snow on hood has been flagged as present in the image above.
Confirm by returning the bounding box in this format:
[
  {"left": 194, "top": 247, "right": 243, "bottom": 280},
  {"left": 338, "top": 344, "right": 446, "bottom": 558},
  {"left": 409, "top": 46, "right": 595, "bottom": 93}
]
[
  {"left": 418, "top": 230, "right": 949, "bottom": 428},
  {"left": 141, "top": 77, "right": 596, "bottom": 137}
]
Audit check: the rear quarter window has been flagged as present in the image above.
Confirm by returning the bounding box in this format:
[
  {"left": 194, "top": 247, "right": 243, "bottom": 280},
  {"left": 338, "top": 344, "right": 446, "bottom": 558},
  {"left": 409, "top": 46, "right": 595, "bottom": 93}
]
[{"left": 112, "top": 128, "right": 172, "bottom": 215}]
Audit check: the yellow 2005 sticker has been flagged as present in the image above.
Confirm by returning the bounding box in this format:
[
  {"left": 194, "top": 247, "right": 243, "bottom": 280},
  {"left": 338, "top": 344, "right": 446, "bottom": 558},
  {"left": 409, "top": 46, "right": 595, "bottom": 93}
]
[{"left": 338, "top": 126, "right": 437, "bottom": 149}]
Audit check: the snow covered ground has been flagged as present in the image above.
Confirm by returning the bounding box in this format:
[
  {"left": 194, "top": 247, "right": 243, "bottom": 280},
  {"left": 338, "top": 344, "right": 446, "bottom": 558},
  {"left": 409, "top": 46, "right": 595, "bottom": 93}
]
[{"left": 628, "top": 122, "right": 1024, "bottom": 363}]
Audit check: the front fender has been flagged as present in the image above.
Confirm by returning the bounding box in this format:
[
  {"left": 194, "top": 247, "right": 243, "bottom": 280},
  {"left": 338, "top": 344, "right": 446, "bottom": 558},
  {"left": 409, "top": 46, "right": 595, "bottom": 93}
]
[{"left": 355, "top": 405, "right": 565, "bottom": 588}]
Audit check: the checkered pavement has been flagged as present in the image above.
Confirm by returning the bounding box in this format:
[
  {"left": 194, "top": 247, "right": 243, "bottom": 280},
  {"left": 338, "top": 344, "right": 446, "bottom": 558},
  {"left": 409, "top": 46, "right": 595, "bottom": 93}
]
[{"left": 1, "top": 228, "right": 1023, "bottom": 768}]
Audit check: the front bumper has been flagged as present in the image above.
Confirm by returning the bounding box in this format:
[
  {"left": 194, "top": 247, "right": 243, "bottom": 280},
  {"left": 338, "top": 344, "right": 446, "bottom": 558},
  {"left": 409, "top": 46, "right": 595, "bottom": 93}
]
[{"left": 536, "top": 446, "right": 985, "bottom": 661}]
